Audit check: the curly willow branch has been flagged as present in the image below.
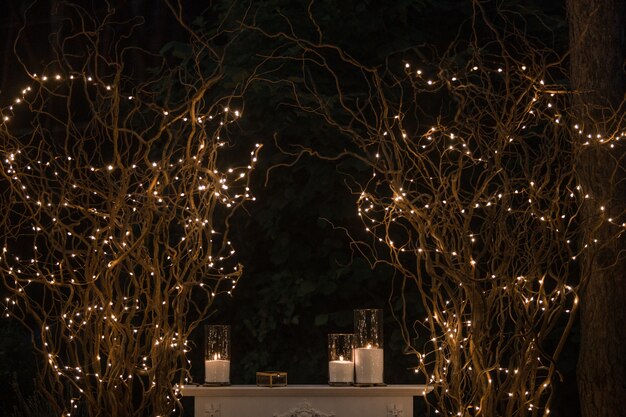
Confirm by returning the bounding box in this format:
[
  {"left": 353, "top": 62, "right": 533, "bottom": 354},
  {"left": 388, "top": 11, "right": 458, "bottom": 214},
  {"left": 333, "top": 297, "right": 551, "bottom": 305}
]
[
  {"left": 1, "top": 3, "right": 259, "bottom": 416},
  {"left": 251, "top": 9, "right": 625, "bottom": 417}
]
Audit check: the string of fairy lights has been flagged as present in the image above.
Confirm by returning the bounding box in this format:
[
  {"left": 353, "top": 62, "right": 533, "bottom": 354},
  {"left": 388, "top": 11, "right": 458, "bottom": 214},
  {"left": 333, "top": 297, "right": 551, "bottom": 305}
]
[
  {"left": 1, "top": 55, "right": 624, "bottom": 416},
  {"left": 1, "top": 69, "right": 261, "bottom": 415},
  {"left": 340, "top": 61, "right": 624, "bottom": 416},
  {"left": 358, "top": 61, "right": 625, "bottom": 251}
]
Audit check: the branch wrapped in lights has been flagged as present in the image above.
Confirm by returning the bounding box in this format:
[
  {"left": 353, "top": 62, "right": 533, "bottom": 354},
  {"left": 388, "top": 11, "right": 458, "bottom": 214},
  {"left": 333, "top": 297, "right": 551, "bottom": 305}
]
[
  {"left": 251, "top": 12, "right": 624, "bottom": 417},
  {"left": 0, "top": 4, "right": 259, "bottom": 416}
]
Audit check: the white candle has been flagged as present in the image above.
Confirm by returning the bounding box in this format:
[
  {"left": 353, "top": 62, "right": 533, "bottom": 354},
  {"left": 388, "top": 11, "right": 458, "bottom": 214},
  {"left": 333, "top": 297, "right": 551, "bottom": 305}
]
[
  {"left": 329, "top": 358, "right": 354, "bottom": 383},
  {"left": 205, "top": 358, "right": 230, "bottom": 383},
  {"left": 354, "top": 346, "right": 383, "bottom": 384}
]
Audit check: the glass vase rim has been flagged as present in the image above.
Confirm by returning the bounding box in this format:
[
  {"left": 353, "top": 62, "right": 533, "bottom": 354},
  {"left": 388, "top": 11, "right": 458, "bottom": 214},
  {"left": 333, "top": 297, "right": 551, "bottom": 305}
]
[{"left": 204, "top": 324, "right": 231, "bottom": 328}]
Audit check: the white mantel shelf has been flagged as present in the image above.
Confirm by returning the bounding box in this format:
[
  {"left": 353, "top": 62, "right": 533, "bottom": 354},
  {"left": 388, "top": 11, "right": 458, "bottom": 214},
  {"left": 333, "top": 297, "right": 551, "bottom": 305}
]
[{"left": 182, "top": 384, "right": 432, "bottom": 417}]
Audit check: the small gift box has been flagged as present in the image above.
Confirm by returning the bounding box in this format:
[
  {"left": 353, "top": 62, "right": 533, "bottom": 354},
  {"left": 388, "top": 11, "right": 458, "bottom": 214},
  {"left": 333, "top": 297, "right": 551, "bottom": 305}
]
[{"left": 256, "top": 371, "right": 288, "bottom": 387}]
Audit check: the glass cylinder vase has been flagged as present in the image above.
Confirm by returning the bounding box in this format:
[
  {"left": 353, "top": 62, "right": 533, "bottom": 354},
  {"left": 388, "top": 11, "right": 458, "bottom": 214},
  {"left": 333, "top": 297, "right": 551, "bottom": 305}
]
[
  {"left": 353, "top": 309, "right": 384, "bottom": 385},
  {"left": 328, "top": 333, "right": 354, "bottom": 385},
  {"left": 204, "top": 324, "right": 231, "bottom": 385}
]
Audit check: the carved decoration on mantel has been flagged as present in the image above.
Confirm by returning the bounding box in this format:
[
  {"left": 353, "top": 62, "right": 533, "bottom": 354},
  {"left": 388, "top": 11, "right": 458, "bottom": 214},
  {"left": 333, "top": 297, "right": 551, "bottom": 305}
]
[{"left": 273, "top": 401, "right": 335, "bottom": 417}]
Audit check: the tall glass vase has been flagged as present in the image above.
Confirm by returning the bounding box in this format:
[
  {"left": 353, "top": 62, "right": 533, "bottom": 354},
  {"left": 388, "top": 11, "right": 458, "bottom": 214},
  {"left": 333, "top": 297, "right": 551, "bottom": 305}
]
[
  {"left": 328, "top": 333, "right": 354, "bottom": 385},
  {"left": 353, "top": 309, "right": 383, "bottom": 385},
  {"left": 204, "top": 324, "right": 231, "bottom": 385}
]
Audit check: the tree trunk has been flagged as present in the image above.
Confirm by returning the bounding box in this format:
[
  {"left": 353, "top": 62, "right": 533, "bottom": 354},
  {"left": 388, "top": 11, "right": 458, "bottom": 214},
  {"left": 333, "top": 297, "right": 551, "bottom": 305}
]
[{"left": 567, "top": 1, "right": 626, "bottom": 417}]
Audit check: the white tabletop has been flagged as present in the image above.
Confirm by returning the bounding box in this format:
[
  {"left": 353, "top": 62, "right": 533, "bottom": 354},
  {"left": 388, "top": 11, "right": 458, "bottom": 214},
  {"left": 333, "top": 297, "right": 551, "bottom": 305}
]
[{"left": 181, "top": 384, "right": 432, "bottom": 397}]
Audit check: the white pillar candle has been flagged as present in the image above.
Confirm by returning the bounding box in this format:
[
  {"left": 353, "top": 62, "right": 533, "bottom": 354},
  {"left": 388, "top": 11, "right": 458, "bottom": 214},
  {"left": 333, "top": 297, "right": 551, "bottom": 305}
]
[
  {"left": 329, "top": 359, "right": 354, "bottom": 383},
  {"left": 205, "top": 359, "right": 230, "bottom": 383},
  {"left": 354, "top": 346, "right": 383, "bottom": 384}
]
